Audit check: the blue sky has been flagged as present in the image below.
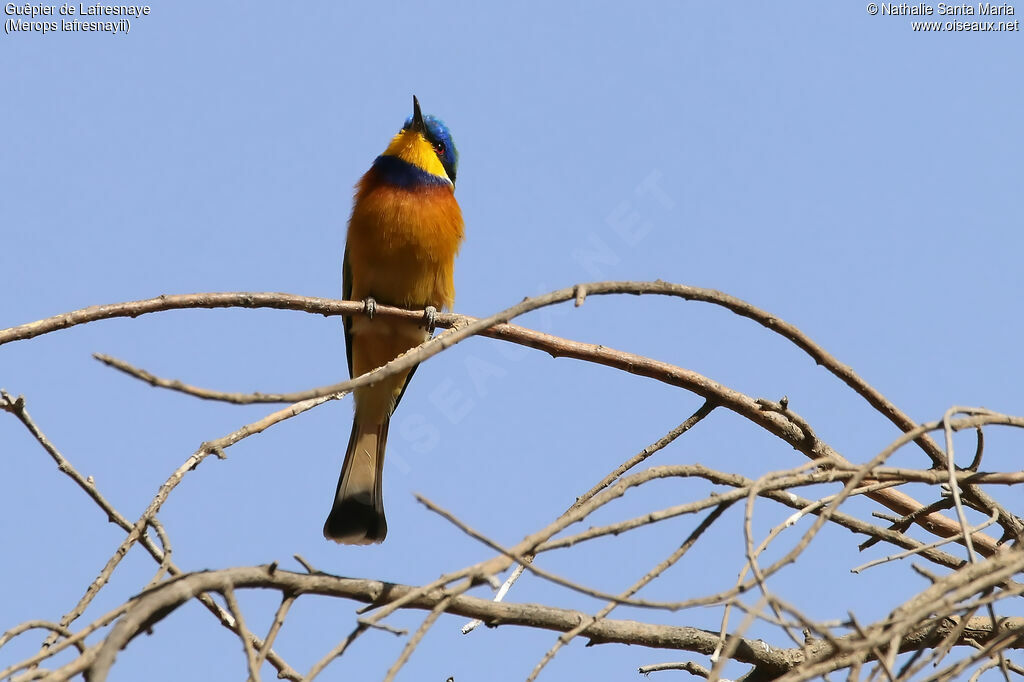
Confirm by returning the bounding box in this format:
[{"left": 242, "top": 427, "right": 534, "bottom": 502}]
[{"left": 2, "top": 2, "right": 1022, "bottom": 680}]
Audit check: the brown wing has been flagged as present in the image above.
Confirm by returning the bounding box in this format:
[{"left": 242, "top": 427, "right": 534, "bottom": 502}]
[
  {"left": 343, "top": 244, "right": 422, "bottom": 411},
  {"left": 342, "top": 245, "right": 354, "bottom": 378}
]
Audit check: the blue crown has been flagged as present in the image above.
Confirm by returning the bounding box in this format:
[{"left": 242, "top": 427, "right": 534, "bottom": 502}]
[{"left": 403, "top": 113, "right": 459, "bottom": 184}]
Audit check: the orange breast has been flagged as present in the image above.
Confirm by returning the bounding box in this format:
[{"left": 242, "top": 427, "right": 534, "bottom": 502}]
[{"left": 346, "top": 176, "right": 464, "bottom": 310}]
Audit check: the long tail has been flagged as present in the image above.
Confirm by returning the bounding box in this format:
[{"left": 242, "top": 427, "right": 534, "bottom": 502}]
[{"left": 323, "top": 416, "right": 390, "bottom": 544}]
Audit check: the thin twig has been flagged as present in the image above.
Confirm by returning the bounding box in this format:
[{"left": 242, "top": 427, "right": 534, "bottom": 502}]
[
  {"left": 253, "top": 594, "right": 295, "bottom": 675},
  {"left": 383, "top": 597, "right": 453, "bottom": 681},
  {"left": 638, "top": 661, "right": 711, "bottom": 677},
  {"left": 943, "top": 406, "right": 984, "bottom": 562},
  {"left": 526, "top": 504, "right": 732, "bottom": 681},
  {"left": 306, "top": 623, "right": 368, "bottom": 681},
  {"left": 9, "top": 285, "right": 1019, "bottom": 545},
  {"left": 0, "top": 391, "right": 316, "bottom": 680},
  {"left": 0, "top": 621, "right": 83, "bottom": 653},
  {"left": 26, "top": 561, "right": 1018, "bottom": 682},
  {"left": 463, "top": 401, "right": 716, "bottom": 633},
  {"left": 94, "top": 353, "right": 330, "bottom": 404},
  {"left": 221, "top": 586, "right": 261, "bottom": 682},
  {"left": 851, "top": 509, "right": 1000, "bottom": 574}
]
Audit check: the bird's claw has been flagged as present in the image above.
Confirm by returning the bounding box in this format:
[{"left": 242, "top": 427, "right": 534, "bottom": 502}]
[
  {"left": 423, "top": 305, "right": 438, "bottom": 332},
  {"left": 363, "top": 297, "right": 377, "bottom": 320}
]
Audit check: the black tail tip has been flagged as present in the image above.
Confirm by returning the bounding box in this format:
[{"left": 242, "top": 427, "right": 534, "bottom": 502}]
[{"left": 323, "top": 495, "right": 387, "bottom": 545}]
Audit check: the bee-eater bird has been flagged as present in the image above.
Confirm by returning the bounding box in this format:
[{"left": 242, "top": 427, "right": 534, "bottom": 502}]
[{"left": 324, "top": 96, "right": 464, "bottom": 545}]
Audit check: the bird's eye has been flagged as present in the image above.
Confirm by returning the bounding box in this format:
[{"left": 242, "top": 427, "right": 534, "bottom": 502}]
[{"left": 433, "top": 141, "right": 446, "bottom": 156}]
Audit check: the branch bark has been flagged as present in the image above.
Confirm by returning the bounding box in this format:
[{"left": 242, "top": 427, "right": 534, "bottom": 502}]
[{"left": 74, "top": 566, "right": 1024, "bottom": 682}]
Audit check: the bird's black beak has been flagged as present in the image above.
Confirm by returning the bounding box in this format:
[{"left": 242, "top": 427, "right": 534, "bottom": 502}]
[{"left": 410, "top": 95, "right": 425, "bottom": 133}]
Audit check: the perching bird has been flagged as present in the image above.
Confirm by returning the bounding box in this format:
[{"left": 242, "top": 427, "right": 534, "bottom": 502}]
[{"left": 324, "top": 96, "right": 464, "bottom": 545}]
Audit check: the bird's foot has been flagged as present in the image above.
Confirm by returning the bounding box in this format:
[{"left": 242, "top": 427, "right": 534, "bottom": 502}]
[
  {"left": 423, "top": 305, "right": 438, "bottom": 333},
  {"left": 362, "top": 297, "right": 377, "bottom": 320}
]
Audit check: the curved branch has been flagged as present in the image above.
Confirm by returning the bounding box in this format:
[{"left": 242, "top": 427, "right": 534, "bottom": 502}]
[
  {"left": 0, "top": 282, "right": 985, "bottom": 469},
  {"left": 9, "top": 283, "right": 1022, "bottom": 681},
  {"left": 0, "top": 392, "right": 304, "bottom": 681},
  {"left": 0, "top": 282, "right": 955, "bottom": 457},
  {"left": 78, "top": 566, "right": 1024, "bottom": 682},
  {"left": 92, "top": 353, "right": 325, "bottom": 404},
  {"left": 6, "top": 286, "right": 1013, "bottom": 555},
  {"left": 6, "top": 288, "right": 827, "bottom": 460},
  {"left": 0, "top": 282, "right": 995, "bottom": 464},
  {"left": 0, "top": 282, "right": 963, "bottom": 455}
]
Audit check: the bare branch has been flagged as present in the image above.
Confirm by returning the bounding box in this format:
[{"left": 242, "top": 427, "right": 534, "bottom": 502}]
[
  {"left": 70, "top": 566, "right": 1024, "bottom": 682},
  {"left": 6, "top": 282, "right": 1024, "bottom": 681},
  {"left": 464, "top": 400, "right": 716, "bottom": 634},
  {"left": 306, "top": 623, "right": 368, "bottom": 681},
  {"left": 93, "top": 353, "right": 329, "bottom": 404},
  {"left": 0, "top": 621, "right": 83, "bottom": 653},
  {"left": 8, "top": 285, "right": 1018, "bottom": 547},
  {"left": 253, "top": 594, "right": 294, "bottom": 676},
  {"left": 383, "top": 597, "right": 452, "bottom": 682},
  {"left": 638, "top": 660, "right": 711, "bottom": 677},
  {"left": 0, "top": 391, "right": 314, "bottom": 681},
  {"left": 221, "top": 586, "right": 260, "bottom": 682},
  {"left": 526, "top": 504, "right": 732, "bottom": 681}
]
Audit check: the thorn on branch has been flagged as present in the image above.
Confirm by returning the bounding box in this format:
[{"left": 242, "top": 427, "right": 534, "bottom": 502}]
[
  {"left": 0, "top": 390, "right": 26, "bottom": 415},
  {"left": 357, "top": 619, "right": 407, "bottom": 637},
  {"left": 470, "top": 571, "right": 501, "bottom": 589},
  {"left": 910, "top": 562, "right": 941, "bottom": 583},
  {"left": 293, "top": 554, "right": 319, "bottom": 574},
  {"left": 965, "top": 426, "right": 986, "bottom": 472},
  {"left": 859, "top": 498, "right": 956, "bottom": 552},
  {"left": 198, "top": 442, "right": 227, "bottom": 460},
  {"left": 574, "top": 285, "right": 587, "bottom": 307},
  {"left": 998, "top": 527, "right": 1020, "bottom": 546},
  {"left": 755, "top": 396, "right": 817, "bottom": 444}
]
